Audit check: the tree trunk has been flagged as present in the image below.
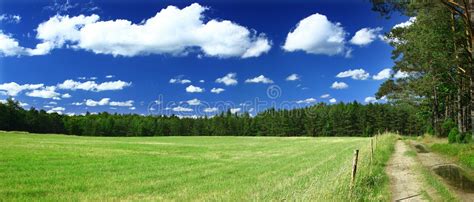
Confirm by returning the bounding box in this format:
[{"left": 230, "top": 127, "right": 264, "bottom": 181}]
[
  {"left": 468, "top": 0, "right": 474, "bottom": 137},
  {"left": 458, "top": 82, "right": 465, "bottom": 131},
  {"left": 434, "top": 87, "right": 441, "bottom": 136}
]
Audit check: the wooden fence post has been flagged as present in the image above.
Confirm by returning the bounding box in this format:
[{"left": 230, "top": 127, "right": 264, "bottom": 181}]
[
  {"left": 370, "top": 138, "right": 374, "bottom": 166},
  {"left": 350, "top": 149, "right": 359, "bottom": 197}
]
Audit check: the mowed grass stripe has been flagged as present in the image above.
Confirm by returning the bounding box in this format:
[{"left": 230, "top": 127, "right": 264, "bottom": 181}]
[{"left": 0, "top": 133, "right": 369, "bottom": 201}]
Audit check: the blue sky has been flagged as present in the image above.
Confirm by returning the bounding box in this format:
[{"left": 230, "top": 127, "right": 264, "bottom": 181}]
[{"left": 0, "top": 0, "right": 410, "bottom": 116}]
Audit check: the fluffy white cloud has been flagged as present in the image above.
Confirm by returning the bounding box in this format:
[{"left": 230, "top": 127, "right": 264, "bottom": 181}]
[
  {"left": 331, "top": 81, "right": 348, "bottom": 89},
  {"left": 230, "top": 108, "right": 241, "bottom": 114},
  {"left": 216, "top": 73, "right": 238, "bottom": 86},
  {"left": 25, "top": 86, "right": 60, "bottom": 99},
  {"left": 61, "top": 93, "right": 72, "bottom": 98},
  {"left": 350, "top": 27, "right": 382, "bottom": 46},
  {"left": 393, "top": 17, "right": 416, "bottom": 29},
  {"left": 57, "top": 79, "right": 131, "bottom": 91},
  {"left": 186, "top": 85, "right": 204, "bottom": 93},
  {"left": 186, "top": 98, "right": 201, "bottom": 105},
  {"left": 245, "top": 75, "right": 273, "bottom": 84},
  {"left": 173, "top": 106, "right": 193, "bottom": 112},
  {"left": 129, "top": 107, "right": 136, "bottom": 110},
  {"left": 336, "top": 69, "right": 369, "bottom": 80},
  {"left": 81, "top": 98, "right": 134, "bottom": 107},
  {"left": 85, "top": 98, "right": 110, "bottom": 106},
  {"left": 365, "top": 96, "right": 378, "bottom": 103},
  {"left": 105, "top": 75, "right": 115, "bottom": 78},
  {"left": 0, "top": 82, "right": 44, "bottom": 96},
  {"left": 373, "top": 68, "right": 392, "bottom": 80},
  {"left": 210, "top": 87, "right": 225, "bottom": 94},
  {"left": 204, "top": 107, "right": 218, "bottom": 113},
  {"left": 329, "top": 98, "right": 337, "bottom": 103},
  {"left": 320, "top": 94, "right": 330, "bottom": 98},
  {"left": 286, "top": 73, "right": 300, "bottom": 81},
  {"left": 296, "top": 98, "right": 316, "bottom": 104},
  {"left": 283, "top": 13, "right": 348, "bottom": 56},
  {"left": 394, "top": 71, "right": 410, "bottom": 79},
  {"left": 7, "top": 3, "right": 270, "bottom": 58},
  {"left": 30, "top": 14, "right": 100, "bottom": 56},
  {"left": 169, "top": 78, "right": 191, "bottom": 84},
  {"left": 0, "top": 31, "right": 27, "bottom": 56},
  {"left": 110, "top": 100, "right": 134, "bottom": 107},
  {"left": 96, "top": 80, "right": 131, "bottom": 91},
  {"left": 19, "top": 101, "right": 29, "bottom": 107},
  {"left": 47, "top": 106, "right": 65, "bottom": 114}
]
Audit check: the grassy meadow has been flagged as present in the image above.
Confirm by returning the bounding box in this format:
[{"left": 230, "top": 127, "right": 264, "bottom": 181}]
[{"left": 0, "top": 132, "right": 395, "bottom": 201}]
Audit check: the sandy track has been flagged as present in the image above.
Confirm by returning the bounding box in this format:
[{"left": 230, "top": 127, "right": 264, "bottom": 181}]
[{"left": 386, "top": 141, "right": 427, "bottom": 201}]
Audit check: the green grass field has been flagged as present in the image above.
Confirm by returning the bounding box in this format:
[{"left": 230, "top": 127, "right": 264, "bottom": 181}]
[{"left": 0, "top": 132, "right": 394, "bottom": 201}]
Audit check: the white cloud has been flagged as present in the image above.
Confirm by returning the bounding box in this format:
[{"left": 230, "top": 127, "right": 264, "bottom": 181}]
[
  {"left": 230, "top": 108, "right": 241, "bottom": 114},
  {"left": 204, "top": 107, "right": 218, "bottom": 113},
  {"left": 85, "top": 98, "right": 110, "bottom": 106},
  {"left": 329, "top": 98, "right": 337, "bottom": 103},
  {"left": 216, "top": 73, "right": 238, "bottom": 86},
  {"left": 186, "top": 85, "right": 204, "bottom": 93},
  {"left": 245, "top": 75, "right": 273, "bottom": 84},
  {"left": 129, "top": 107, "right": 136, "bottom": 110},
  {"left": 48, "top": 101, "right": 58, "bottom": 105},
  {"left": 331, "top": 81, "right": 348, "bottom": 89},
  {"left": 320, "top": 94, "right": 330, "bottom": 99},
  {"left": 61, "top": 93, "right": 72, "bottom": 98},
  {"left": 169, "top": 78, "right": 191, "bottom": 84},
  {"left": 72, "top": 102, "right": 83, "bottom": 106},
  {"left": 186, "top": 98, "right": 201, "bottom": 105},
  {"left": 286, "top": 73, "right": 300, "bottom": 81},
  {"left": 29, "top": 14, "right": 100, "bottom": 56},
  {"left": 8, "top": 3, "right": 270, "bottom": 58},
  {"left": 394, "top": 71, "right": 410, "bottom": 79},
  {"left": 349, "top": 27, "right": 382, "bottom": 46},
  {"left": 57, "top": 79, "right": 131, "bottom": 91},
  {"left": 0, "top": 31, "right": 28, "bottom": 56},
  {"left": 210, "top": 87, "right": 225, "bottom": 94},
  {"left": 283, "top": 13, "right": 348, "bottom": 56},
  {"left": 26, "top": 86, "right": 60, "bottom": 99},
  {"left": 365, "top": 96, "right": 378, "bottom": 103},
  {"left": 173, "top": 106, "right": 193, "bottom": 112},
  {"left": 47, "top": 106, "right": 65, "bottom": 114},
  {"left": 105, "top": 75, "right": 115, "bottom": 78},
  {"left": 0, "top": 14, "right": 21, "bottom": 24},
  {"left": 110, "top": 100, "right": 134, "bottom": 107},
  {"left": 296, "top": 98, "right": 316, "bottom": 104},
  {"left": 19, "top": 101, "right": 29, "bottom": 107},
  {"left": 393, "top": 17, "right": 416, "bottom": 29},
  {"left": 373, "top": 68, "right": 392, "bottom": 80},
  {"left": 336, "top": 69, "right": 369, "bottom": 80},
  {"left": 0, "top": 82, "right": 44, "bottom": 96},
  {"left": 199, "top": 80, "right": 205, "bottom": 83}
]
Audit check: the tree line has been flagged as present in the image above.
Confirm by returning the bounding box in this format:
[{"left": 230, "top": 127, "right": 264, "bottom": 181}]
[
  {"left": 370, "top": 1, "right": 474, "bottom": 142},
  {"left": 0, "top": 98, "right": 425, "bottom": 136}
]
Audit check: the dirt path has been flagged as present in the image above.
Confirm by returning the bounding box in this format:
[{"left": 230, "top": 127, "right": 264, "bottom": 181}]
[{"left": 386, "top": 140, "right": 427, "bottom": 201}]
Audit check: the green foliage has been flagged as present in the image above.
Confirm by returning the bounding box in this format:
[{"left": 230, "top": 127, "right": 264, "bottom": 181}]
[
  {"left": 431, "top": 143, "right": 474, "bottom": 169},
  {"left": 448, "top": 128, "right": 459, "bottom": 144},
  {"left": 464, "top": 133, "right": 472, "bottom": 143},
  {"left": 441, "top": 119, "right": 456, "bottom": 137},
  {"left": 0, "top": 99, "right": 427, "bottom": 137}
]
